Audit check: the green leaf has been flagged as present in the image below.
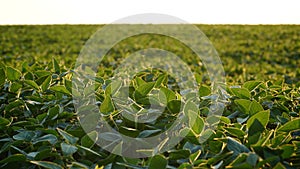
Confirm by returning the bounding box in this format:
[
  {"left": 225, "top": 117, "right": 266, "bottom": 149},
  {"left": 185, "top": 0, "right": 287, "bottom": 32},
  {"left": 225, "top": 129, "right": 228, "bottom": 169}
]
[
  {"left": 199, "top": 85, "right": 211, "bottom": 97},
  {"left": 53, "top": 57, "right": 60, "bottom": 74},
  {"left": 246, "top": 110, "right": 270, "bottom": 129},
  {"left": 234, "top": 99, "right": 251, "bottom": 114},
  {"left": 32, "top": 134, "right": 57, "bottom": 145},
  {"left": 6, "top": 66, "right": 22, "bottom": 81},
  {"left": 281, "top": 144, "right": 294, "bottom": 159},
  {"left": 149, "top": 155, "right": 167, "bottom": 169},
  {"left": 159, "top": 87, "right": 176, "bottom": 104},
  {"left": 154, "top": 73, "right": 167, "bottom": 87},
  {"left": 0, "top": 117, "right": 10, "bottom": 126},
  {"left": 0, "top": 154, "right": 26, "bottom": 163},
  {"left": 225, "top": 127, "right": 246, "bottom": 138},
  {"left": 273, "top": 162, "right": 286, "bottom": 169},
  {"left": 249, "top": 100, "right": 264, "bottom": 116},
  {"left": 227, "top": 137, "right": 250, "bottom": 155},
  {"left": 31, "top": 161, "right": 63, "bottom": 169},
  {"left": 100, "top": 96, "right": 114, "bottom": 115},
  {"left": 81, "top": 131, "right": 97, "bottom": 148},
  {"left": 248, "top": 120, "right": 264, "bottom": 145},
  {"left": 76, "top": 145, "right": 103, "bottom": 157},
  {"left": 9, "top": 82, "right": 22, "bottom": 93},
  {"left": 13, "top": 130, "right": 35, "bottom": 141},
  {"left": 24, "top": 80, "right": 40, "bottom": 90},
  {"left": 61, "top": 142, "right": 78, "bottom": 156},
  {"left": 169, "top": 149, "right": 191, "bottom": 160},
  {"left": 69, "top": 162, "right": 89, "bottom": 169},
  {"left": 105, "top": 80, "right": 122, "bottom": 96},
  {"left": 50, "top": 85, "right": 71, "bottom": 95},
  {"left": 57, "top": 128, "right": 78, "bottom": 144},
  {"left": 0, "top": 68, "right": 5, "bottom": 86},
  {"left": 41, "top": 75, "right": 52, "bottom": 91},
  {"left": 243, "top": 81, "right": 262, "bottom": 91},
  {"left": 231, "top": 88, "right": 251, "bottom": 99},
  {"left": 138, "top": 129, "right": 161, "bottom": 138},
  {"left": 48, "top": 105, "right": 60, "bottom": 120},
  {"left": 188, "top": 110, "right": 204, "bottom": 136},
  {"left": 189, "top": 150, "right": 201, "bottom": 163},
  {"left": 135, "top": 76, "right": 146, "bottom": 86},
  {"left": 278, "top": 118, "right": 300, "bottom": 132},
  {"left": 167, "top": 100, "right": 182, "bottom": 113},
  {"left": 134, "top": 82, "right": 155, "bottom": 99},
  {"left": 246, "top": 153, "right": 259, "bottom": 166}
]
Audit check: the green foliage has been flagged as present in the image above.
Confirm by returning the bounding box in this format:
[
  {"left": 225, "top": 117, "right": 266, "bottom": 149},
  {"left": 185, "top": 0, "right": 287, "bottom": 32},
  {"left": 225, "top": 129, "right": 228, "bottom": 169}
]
[{"left": 0, "top": 25, "right": 299, "bottom": 169}]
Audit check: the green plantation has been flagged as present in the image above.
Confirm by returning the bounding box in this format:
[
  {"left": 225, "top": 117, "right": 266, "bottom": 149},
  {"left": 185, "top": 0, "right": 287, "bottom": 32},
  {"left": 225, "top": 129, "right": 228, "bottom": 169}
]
[{"left": 0, "top": 25, "right": 299, "bottom": 168}]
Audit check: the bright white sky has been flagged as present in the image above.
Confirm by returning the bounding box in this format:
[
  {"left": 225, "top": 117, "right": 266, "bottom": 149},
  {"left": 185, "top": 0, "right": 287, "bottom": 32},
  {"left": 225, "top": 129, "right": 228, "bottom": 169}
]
[{"left": 0, "top": 0, "right": 299, "bottom": 25}]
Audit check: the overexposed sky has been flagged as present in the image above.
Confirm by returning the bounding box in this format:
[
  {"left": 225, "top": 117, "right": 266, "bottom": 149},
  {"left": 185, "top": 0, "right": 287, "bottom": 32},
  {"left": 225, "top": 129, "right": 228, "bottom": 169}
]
[{"left": 0, "top": 0, "right": 299, "bottom": 25}]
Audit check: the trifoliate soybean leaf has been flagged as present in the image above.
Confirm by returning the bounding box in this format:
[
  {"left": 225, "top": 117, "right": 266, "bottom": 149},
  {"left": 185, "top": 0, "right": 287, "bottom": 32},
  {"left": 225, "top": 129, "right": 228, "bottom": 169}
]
[
  {"left": 0, "top": 154, "right": 26, "bottom": 163},
  {"left": 52, "top": 57, "right": 60, "bottom": 74},
  {"left": 6, "top": 66, "right": 21, "bottom": 81},
  {"left": 149, "top": 155, "right": 167, "bottom": 169},
  {"left": 278, "top": 118, "right": 300, "bottom": 132},
  {"left": 246, "top": 110, "right": 270, "bottom": 129},
  {"left": 100, "top": 96, "right": 114, "bottom": 115},
  {"left": 0, "top": 68, "right": 5, "bottom": 86},
  {"left": 61, "top": 142, "right": 78, "bottom": 156},
  {"left": 81, "top": 131, "right": 98, "bottom": 148},
  {"left": 234, "top": 99, "right": 251, "bottom": 114},
  {"left": 32, "top": 134, "right": 57, "bottom": 145},
  {"left": 24, "top": 80, "right": 40, "bottom": 90},
  {"left": 41, "top": 75, "right": 51, "bottom": 91},
  {"left": 249, "top": 100, "right": 264, "bottom": 116},
  {"left": 50, "top": 85, "right": 71, "bottom": 95},
  {"left": 243, "top": 81, "right": 262, "bottom": 91},
  {"left": 57, "top": 128, "right": 78, "bottom": 144},
  {"left": 31, "top": 161, "right": 63, "bottom": 169}
]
